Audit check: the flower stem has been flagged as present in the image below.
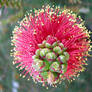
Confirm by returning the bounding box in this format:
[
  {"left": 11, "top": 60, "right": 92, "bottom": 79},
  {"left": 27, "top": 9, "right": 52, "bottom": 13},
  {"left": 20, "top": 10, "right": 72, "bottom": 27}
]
[{"left": 65, "top": 80, "right": 69, "bottom": 92}]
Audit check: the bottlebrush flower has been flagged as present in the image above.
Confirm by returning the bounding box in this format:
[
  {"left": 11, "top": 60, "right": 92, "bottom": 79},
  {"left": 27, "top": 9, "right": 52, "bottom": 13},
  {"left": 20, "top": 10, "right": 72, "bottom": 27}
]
[{"left": 11, "top": 5, "right": 91, "bottom": 87}]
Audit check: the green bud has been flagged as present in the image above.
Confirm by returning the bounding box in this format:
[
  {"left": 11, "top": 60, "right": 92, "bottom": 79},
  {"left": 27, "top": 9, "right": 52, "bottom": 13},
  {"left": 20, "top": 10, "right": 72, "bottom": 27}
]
[
  {"left": 52, "top": 42, "right": 58, "bottom": 47},
  {"left": 38, "top": 44, "right": 44, "bottom": 48},
  {"left": 45, "top": 43, "right": 52, "bottom": 48},
  {"left": 50, "top": 62, "right": 60, "bottom": 72},
  {"left": 33, "top": 59, "right": 43, "bottom": 71},
  {"left": 59, "top": 74, "right": 63, "bottom": 77},
  {"left": 34, "top": 59, "right": 40, "bottom": 63},
  {"left": 61, "top": 64, "right": 67, "bottom": 73},
  {"left": 63, "top": 52, "right": 69, "bottom": 61},
  {"left": 46, "top": 52, "right": 56, "bottom": 60},
  {"left": 41, "top": 72, "right": 48, "bottom": 79},
  {"left": 42, "top": 60, "right": 49, "bottom": 71},
  {"left": 53, "top": 46, "right": 62, "bottom": 55},
  {"left": 36, "top": 49, "right": 40, "bottom": 56},
  {"left": 42, "top": 40, "right": 46, "bottom": 45},
  {"left": 40, "top": 48, "right": 50, "bottom": 57},
  {"left": 32, "top": 55, "right": 39, "bottom": 59},
  {"left": 58, "top": 43, "right": 64, "bottom": 48},
  {"left": 36, "top": 75, "right": 42, "bottom": 81},
  {"left": 58, "top": 55, "right": 66, "bottom": 63},
  {"left": 63, "top": 48, "right": 67, "bottom": 52},
  {"left": 37, "top": 60, "right": 43, "bottom": 67}
]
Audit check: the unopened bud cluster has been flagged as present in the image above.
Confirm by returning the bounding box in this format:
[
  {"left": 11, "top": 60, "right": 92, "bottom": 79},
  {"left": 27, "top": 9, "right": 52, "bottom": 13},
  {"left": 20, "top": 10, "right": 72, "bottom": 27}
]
[{"left": 32, "top": 39, "right": 69, "bottom": 85}]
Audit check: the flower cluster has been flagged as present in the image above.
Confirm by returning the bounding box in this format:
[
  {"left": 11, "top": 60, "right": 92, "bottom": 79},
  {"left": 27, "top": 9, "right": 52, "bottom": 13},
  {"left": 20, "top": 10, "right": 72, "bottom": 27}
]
[
  {"left": 32, "top": 36, "right": 69, "bottom": 85},
  {"left": 11, "top": 5, "right": 91, "bottom": 87}
]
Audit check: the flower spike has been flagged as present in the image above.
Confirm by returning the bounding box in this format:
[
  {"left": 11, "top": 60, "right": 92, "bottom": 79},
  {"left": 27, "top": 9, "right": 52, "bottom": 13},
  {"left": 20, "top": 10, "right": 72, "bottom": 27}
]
[{"left": 11, "top": 5, "right": 91, "bottom": 87}]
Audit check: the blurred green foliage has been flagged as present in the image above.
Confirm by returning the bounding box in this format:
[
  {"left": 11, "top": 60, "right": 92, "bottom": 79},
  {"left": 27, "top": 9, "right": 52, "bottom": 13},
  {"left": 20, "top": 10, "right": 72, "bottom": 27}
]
[{"left": 0, "top": 0, "right": 92, "bottom": 92}]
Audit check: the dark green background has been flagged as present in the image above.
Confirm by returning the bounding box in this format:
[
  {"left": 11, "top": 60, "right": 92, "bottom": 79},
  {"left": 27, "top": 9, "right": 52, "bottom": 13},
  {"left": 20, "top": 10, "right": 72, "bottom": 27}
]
[{"left": 0, "top": 0, "right": 92, "bottom": 92}]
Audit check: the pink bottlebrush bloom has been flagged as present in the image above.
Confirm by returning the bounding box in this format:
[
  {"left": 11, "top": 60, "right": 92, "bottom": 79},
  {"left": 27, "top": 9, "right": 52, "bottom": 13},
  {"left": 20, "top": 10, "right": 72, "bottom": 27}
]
[{"left": 11, "top": 5, "right": 91, "bottom": 87}]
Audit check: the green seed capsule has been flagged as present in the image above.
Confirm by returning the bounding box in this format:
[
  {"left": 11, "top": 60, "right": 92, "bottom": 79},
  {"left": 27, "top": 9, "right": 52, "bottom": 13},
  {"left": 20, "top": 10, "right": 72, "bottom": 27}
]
[
  {"left": 63, "top": 52, "right": 69, "bottom": 61},
  {"left": 58, "top": 55, "right": 66, "bottom": 63},
  {"left": 46, "top": 52, "right": 56, "bottom": 60},
  {"left": 53, "top": 46, "right": 62, "bottom": 55},
  {"left": 40, "top": 48, "right": 50, "bottom": 57}
]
